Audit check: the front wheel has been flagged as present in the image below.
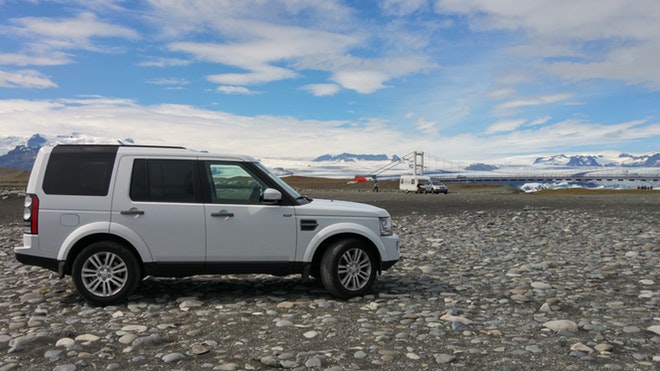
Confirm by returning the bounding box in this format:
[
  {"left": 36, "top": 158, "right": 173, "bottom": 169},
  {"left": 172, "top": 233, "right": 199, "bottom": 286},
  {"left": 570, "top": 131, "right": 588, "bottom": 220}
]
[
  {"left": 71, "top": 241, "right": 141, "bottom": 306},
  {"left": 320, "top": 239, "right": 377, "bottom": 298}
]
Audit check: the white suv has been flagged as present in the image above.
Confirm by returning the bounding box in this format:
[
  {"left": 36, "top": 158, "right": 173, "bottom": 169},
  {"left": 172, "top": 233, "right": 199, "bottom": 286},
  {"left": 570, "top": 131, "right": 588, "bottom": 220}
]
[{"left": 16, "top": 145, "right": 399, "bottom": 306}]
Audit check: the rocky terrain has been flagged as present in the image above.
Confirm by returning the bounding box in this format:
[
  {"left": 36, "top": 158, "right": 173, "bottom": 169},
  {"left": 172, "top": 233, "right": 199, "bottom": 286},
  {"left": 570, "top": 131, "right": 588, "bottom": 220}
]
[{"left": 0, "top": 184, "right": 658, "bottom": 370}]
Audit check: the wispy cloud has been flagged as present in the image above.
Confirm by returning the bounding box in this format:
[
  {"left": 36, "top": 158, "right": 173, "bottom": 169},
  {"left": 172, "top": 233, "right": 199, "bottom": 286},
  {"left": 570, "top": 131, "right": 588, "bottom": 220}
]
[
  {"left": 146, "top": 78, "right": 190, "bottom": 86},
  {"left": 149, "top": 2, "right": 437, "bottom": 94},
  {"left": 0, "top": 12, "right": 139, "bottom": 67},
  {"left": 0, "top": 69, "right": 57, "bottom": 88},
  {"left": 301, "top": 84, "right": 341, "bottom": 96},
  {"left": 216, "top": 86, "right": 258, "bottom": 95},
  {"left": 137, "top": 58, "right": 192, "bottom": 68},
  {"left": 494, "top": 93, "right": 573, "bottom": 115},
  {"left": 436, "top": 0, "right": 660, "bottom": 89},
  {"left": 485, "top": 119, "right": 527, "bottom": 134}
]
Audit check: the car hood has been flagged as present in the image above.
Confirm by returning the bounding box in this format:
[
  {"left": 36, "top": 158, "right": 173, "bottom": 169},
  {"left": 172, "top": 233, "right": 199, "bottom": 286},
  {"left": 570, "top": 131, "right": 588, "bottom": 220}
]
[{"left": 295, "top": 198, "right": 390, "bottom": 218}]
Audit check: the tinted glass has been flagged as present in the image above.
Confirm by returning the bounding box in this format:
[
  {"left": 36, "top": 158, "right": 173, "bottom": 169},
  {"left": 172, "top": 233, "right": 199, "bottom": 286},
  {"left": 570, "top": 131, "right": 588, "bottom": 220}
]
[
  {"left": 130, "top": 159, "right": 196, "bottom": 203},
  {"left": 43, "top": 146, "right": 117, "bottom": 196}
]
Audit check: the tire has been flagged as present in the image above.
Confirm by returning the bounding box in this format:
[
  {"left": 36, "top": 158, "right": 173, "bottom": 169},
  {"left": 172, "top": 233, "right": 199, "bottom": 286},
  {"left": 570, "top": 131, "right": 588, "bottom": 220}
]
[
  {"left": 320, "top": 239, "right": 377, "bottom": 298},
  {"left": 72, "top": 241, "right": 141, "bottom": 306}
]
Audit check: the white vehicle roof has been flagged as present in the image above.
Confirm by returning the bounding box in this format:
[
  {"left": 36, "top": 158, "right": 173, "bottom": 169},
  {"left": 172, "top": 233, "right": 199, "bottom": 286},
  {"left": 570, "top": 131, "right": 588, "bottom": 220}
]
[{"left": 44, "top": 144, "right": 258, "bottom": 162}]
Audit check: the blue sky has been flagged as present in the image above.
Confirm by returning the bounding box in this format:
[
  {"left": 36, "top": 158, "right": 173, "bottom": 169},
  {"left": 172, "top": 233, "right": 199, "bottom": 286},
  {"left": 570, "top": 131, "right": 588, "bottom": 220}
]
[{"left": 1, "top": 0, "right": 659, "bottom": 161}]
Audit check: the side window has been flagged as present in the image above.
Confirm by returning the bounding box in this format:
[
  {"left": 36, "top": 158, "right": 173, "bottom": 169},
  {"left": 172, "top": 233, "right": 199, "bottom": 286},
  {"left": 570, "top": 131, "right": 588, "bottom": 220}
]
[
  {"left": 206, "top": 163, "right": 267, "bottom": 205},
  {"left": 130, "top": 159, "right": 197, "bottom": 203},
  {"left": 43, "top": 146, "right": 117, "bottom": 196}
]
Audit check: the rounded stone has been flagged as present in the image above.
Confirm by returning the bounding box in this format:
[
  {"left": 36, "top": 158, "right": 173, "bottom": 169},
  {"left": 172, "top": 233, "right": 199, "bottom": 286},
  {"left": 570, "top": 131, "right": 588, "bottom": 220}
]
[{"left": 161, "top": 352, "right": 185, "bottom": 363}]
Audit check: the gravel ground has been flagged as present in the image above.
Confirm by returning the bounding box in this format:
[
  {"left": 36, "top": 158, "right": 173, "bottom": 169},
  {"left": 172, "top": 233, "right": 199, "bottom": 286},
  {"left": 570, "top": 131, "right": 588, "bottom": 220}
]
[{"left": 0, "top": 188, "right": 658, "bottom": 370}]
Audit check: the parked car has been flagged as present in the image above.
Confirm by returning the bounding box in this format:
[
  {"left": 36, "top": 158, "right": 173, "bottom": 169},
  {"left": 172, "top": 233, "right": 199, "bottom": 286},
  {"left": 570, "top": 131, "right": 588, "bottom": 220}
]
[
  {"left": 16, "top": 144, "right": 400, "bottom": 305},
  {"left": 424, "top": 180, "right": 448, "bottom": 194}
]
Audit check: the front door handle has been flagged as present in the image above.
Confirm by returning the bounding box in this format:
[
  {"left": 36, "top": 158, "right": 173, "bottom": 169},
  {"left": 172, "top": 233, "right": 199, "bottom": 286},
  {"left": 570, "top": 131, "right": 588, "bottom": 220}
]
[{"left": 211, "top": 211, "right": 234, "bottom": 217}]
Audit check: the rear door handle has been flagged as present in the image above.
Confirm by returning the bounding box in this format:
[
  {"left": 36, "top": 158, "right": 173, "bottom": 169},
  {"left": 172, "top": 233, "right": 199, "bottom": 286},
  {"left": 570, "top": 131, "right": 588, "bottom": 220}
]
[{"left": 120, "top": 208, "right": 145, "bottom": 216}]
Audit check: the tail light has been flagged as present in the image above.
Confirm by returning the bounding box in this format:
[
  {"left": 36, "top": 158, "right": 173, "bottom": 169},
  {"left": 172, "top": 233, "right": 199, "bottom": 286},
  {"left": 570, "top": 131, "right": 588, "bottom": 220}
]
[{"left": 23, "top": 194, "right": 39, "bottom": 234}]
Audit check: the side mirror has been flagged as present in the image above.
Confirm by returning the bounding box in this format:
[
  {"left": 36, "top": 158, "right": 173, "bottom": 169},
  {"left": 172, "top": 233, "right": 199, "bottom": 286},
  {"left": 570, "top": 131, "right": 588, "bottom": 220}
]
[{"left": 261, "top": 188, "right": 282, "bottom": 204}]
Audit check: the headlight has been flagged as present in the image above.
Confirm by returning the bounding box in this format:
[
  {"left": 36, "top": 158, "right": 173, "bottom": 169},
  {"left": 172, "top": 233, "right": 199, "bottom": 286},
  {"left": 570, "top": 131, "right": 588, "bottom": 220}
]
[{"left": 379, "top": 217, "right": 393, "bottom": 236}]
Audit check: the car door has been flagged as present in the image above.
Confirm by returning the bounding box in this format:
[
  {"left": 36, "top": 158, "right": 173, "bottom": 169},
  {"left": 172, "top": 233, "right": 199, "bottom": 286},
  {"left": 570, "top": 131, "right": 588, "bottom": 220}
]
[
  {"left": 111, "top": 156, "right": 206, "bottom": 262},
  {"left": 203, "top": 161, "right": 297, "bottom": 262}
]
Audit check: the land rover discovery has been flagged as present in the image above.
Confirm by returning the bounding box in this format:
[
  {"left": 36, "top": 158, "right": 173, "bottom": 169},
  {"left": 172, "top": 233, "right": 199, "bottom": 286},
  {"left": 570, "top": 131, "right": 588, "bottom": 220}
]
[{"left": 16, "top": 145, "right": 399, "bottom": 306}]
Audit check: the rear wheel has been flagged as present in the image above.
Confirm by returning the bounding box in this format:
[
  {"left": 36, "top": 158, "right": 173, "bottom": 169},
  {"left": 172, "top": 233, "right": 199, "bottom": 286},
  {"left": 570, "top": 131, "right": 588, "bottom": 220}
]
[
  {"left": 72, "top": 241, "right": 141, "bottom": 306},
  {"left": 320, "top": 238, "right": 377, "bottom": 298}
]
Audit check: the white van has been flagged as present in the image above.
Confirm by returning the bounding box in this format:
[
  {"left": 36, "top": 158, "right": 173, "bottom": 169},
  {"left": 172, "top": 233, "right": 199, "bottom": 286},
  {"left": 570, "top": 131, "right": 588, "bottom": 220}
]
[{"left": 399, "top": 175, "right": 430, "bottom": 193}]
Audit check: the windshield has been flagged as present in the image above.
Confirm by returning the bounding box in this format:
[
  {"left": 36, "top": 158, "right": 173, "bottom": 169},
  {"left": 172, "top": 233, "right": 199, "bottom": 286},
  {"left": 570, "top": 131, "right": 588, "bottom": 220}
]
[{"left": 254, "top": 162, "right": 302, "bottom": 199}]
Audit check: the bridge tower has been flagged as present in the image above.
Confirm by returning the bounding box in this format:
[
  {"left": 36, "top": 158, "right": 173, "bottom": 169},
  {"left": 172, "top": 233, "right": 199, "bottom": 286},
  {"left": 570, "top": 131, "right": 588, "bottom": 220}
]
[{"left": 414, "top": 151, "right": 424, "bottom": 175}]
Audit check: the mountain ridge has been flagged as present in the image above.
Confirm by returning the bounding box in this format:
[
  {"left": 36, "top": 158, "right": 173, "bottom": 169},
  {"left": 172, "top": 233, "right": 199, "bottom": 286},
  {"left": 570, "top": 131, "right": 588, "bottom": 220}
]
[{"left": 0, "top": 133, "right": 658, "bottom": 171}]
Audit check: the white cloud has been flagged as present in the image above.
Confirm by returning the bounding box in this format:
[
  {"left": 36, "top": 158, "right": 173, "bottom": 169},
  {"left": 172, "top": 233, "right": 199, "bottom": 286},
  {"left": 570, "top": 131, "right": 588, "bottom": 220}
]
[
  {"left": 544, "top": 41, "right": 660, "bottom": 90},
  {"left": 331, "top": 70, "right": 390, "bottom": 94},
  {"left": 0, "top": 51, "right": 73, "bottom": 66},
  {"left": 485, "top": 119, "right": 526, "bottom": 134},
  {"left": 0, "top": 69, "right": 57, "bottom": 88},
  {"left": 435, "top": 0, "right": 660, "bottom": 89},
  {"left": 138, "top": 58, "right": 192, "bottom": 68},
  {"left": 0, "top": 1, "right": 658, "bottom": 161},
  {"left": 494, "top": 93, "right": 573, "bottom": 114},
  {"left": 3, "top": 98, "right": 657, "bottom": 162},
  {"left": 415, "top": 117, "right": 438, "bottom": 135},
  {"left": 311, "top": 55, "right": 436, "bottom": 94},
  {"left": 4, "top": 12, "right": 139, "bottom": 52},
  {"left": 0, "top": 11, "right": 139, "bottom": 68},
  {"left": 486, "top": 87, "right": 515, "bottom": 99},
  {"left": 501, "top": 118, "right": 658, "bottom": 151},
  {"left": 167, "top": 21, "right": 357, "bottom": 87},
  {"left": 379, "top": 0, "right": 429, "bottom": 16},
  {"left": 216, "top": 86, "right": 257, "bottom": 95},
  {"left": 302, "top": 84, "right": 341, "bottom": 96},
  {"left": 146, "top": 0, "right": 354, "bottom": 38},
  {"left": 528, "top": 116, "right": 551, "bottom": 126},
  {"left": 485, "top": 116, "right": 551, "bottom": 135},
  {"left": 206, "top": 65, "right": 299, "bottom": 86},
  {"left": 150, "top": 1, "right": 436, "bottom": 94},
  {"left": 146, "top": 78, "right": 190, "bottom": 86},
  {"left": 12, "top": 12, "right": 138, "bottom": 43}
]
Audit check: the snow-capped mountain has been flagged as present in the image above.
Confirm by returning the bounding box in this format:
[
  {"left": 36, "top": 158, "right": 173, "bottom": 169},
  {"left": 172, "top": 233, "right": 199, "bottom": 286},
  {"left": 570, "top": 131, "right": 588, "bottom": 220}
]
[
  {"left": 0, "top": 133, "right": 134, "bottom": 170},
  {"left": 534, "top": 154, "right": 601, "bottom": 167},
  {"left": 533, "top": 153, "right": 660, "bottom": 167},
  {"left": 1, "top": 133, "right": 659, "bottom": 177},
  {"left": 313, "top": 153, "right": 402, "bottom": 162},
  {"left": 619, "top": 153, "right": 660, "bottom": 167}
]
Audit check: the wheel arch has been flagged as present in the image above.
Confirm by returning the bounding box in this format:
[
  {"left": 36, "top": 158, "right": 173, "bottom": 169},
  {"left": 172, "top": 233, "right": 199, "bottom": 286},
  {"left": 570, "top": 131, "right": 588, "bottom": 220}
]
[
  {"left": 61, "top": 233, "right": 144, "bottom": 278},
  {"left": 309, "top": 233, "right": 382, "bottom": 278}
]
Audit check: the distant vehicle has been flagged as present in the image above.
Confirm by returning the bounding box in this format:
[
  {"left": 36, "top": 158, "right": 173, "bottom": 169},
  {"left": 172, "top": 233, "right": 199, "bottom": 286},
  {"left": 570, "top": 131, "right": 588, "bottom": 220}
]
[
  {"left": 399, "top": 175, "right": 448, "bottom": 194},
  {"left": 400, "top": 175, "right": 430, "bottom": 193},
  {"left": 426, "top": 180, "right": 448, "bottom": 194}
]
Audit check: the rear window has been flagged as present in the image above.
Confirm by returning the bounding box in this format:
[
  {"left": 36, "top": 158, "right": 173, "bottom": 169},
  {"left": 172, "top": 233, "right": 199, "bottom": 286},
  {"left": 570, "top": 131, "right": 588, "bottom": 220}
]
[{"left": 43, "top": 146, "right": 118, "bottom": 196}]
